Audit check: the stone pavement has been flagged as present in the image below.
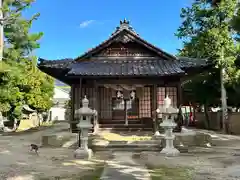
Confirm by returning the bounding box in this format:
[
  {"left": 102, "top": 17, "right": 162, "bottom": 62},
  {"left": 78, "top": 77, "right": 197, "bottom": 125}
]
[{"left": 100, "top": 152, "right": 151, "bottom": 180}]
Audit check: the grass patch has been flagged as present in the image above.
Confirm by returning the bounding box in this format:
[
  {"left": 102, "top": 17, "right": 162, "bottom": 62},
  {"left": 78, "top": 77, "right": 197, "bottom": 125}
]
[
  {"left": 39, "top": 164, "right": 104, "bottom": 180},
  {"left": 16, "top": 120, "right": 54, "bottom": 132},
  {"left": 16, "top": 120, "right": 33, "bottom": 131},
  {"left": 77, "top": 166, "right": 104, "bottom": 180},
  {"left": 41, "top": 121, "right": 54, "bottom": 127},
  {"left": 99, "top": 132, "right": 152, "bottom": 141},
  {"left": 3, "top": 121, "right": 55, "bottom": 136},
  {"left": 147, "top": 165, "right": 193, "bottom": 180}
]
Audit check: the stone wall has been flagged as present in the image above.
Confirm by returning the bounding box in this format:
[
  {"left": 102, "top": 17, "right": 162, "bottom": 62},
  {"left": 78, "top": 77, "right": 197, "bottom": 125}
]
[
  {"left": 195, "top": 112, "right": 221, "bottom": 130},
  {"left": 228, "top": 112, "right": 240, "bottom": 135},
  {"left": 195, "top": 112, "right": 240, "bottom": 134}
]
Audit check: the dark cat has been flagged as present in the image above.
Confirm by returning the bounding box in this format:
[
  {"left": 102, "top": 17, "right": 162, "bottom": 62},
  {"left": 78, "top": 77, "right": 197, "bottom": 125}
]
[{"left": 30, "top": 144, "right": 39, "bottom": 155}]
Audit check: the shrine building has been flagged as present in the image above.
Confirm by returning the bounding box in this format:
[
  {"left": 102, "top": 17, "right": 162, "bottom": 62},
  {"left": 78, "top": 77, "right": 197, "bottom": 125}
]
[{"left": 38, "top": 19, "right": 211, "bottom": 132}]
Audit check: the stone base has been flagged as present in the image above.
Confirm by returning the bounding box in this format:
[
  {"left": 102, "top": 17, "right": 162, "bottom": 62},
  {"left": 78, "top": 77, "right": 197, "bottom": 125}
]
[
  {"left": 74, "top": 148, "right": 93, "bottom": 160},
  {"left": 160, "top": 147, "right": 180, "bottom": 157},
  {"left": 154, "top": 131, "right": 161, "bottom": 136},
  {"left": 153, "top": 131, "right": 212, "bottom": 148},
  {"left": 41, "top": 132, "right": 73, "bottom": 147}
]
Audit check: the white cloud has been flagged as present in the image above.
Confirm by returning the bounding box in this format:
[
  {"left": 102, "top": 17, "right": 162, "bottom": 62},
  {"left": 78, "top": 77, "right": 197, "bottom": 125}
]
[{"left": 79, "top": 20, "right": 95, "bottom": 28}]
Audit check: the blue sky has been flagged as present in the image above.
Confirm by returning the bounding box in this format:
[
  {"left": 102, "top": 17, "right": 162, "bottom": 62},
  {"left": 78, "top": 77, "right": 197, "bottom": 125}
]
[{"left": 24, "top": 0, "right": 193, "bottom": 60}]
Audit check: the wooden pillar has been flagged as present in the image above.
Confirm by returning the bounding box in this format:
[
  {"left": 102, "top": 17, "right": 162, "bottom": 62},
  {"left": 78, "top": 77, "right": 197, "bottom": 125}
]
[
  {"left": 71, "top": 84, "right": 77, "bottom": 133},
  {"left": 164, "top": 84, "right": 167, "bottom": 97},
  {"left": 176, "top": 79, "right": 183, "bottom": 132},
  {"left": 79, "top": 78, "right": 82, "bottom": 104},
  {"left": 93, "top": 80, "right": 99, "bottom": 133},
  {"left": 151, "top": 84, "right": 157, "bottom": 133},
  {"left": 177, "top": 80, "right": 182, "bottom": 107},
  {"left": 78, "top": 78, "right": 82, "bottom": 147},
  {"left": 94, "top": 80, "right": 99, "bottom": 112}
]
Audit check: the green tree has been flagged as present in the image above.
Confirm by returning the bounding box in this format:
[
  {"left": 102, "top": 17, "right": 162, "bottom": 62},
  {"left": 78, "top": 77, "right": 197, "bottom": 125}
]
[
  {"left": 176, "top": 0, "right": 240, "bottom": 128},
  {"left": 22, "top": 57, "right": 54, "bottom": 112},
  {"left": 0, "top": 0, "right": 54, "bottom": 121},
  {"left": 231, "top": 2, "right": 240, "bottom": 40}
]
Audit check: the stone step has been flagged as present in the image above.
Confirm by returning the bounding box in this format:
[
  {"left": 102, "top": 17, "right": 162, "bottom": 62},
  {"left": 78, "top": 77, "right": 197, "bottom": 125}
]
[
  {"left": 94, "top": 143, "right": 160, "bottom": 147},
  {"left": 92, "top": 146, "right": 161, "bottom": 152},
  {"left": 211, "top": 139, "right": 240, "bottom": 146},
  {"left": 70, "top": 140, "right": 160, "bottom": 149},
  {"left": 99, "top": 119, "right": 142, "bottom": 124},
  {"left": 89, "top": 132, "right": 211, "bottom": 153},
  {"left": 91, "top": 143, "right": 188, "bottom": 152},
  {"left": 92, "top": 139, "right": 161, "bottom": 145},
  {"left": 98, "top": 127, "right": 153, "bottom": 132},
  {"left": 99, "top": 123, "right": 146, "bottom": 128},
  {"left": 91, "top": 142, "right": 161, "bottom": 152},
  {"left": 69, "top": 137, "right": 189, "bottom": 152}
]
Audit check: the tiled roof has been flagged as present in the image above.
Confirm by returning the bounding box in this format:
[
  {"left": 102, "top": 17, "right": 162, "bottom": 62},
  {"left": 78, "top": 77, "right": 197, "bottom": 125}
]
[
  {"left": 75, "top": 20, "right": 176, "bottom": 61},
  {"left": 67, "top": 59, "right": 185, "bottom": 77},
  {"left": 38, "top": 57, "right": 211, "bottom": 77},
  {"left": 38, "top": 58, "right": 74, "bottom": 69},
  {"left": 37, "top": 19, "right": 213, "bottom": 80}
]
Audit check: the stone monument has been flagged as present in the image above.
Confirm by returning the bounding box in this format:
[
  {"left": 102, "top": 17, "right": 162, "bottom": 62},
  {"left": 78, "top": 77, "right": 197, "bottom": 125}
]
[
  {"left": 74, "top": 96, "right": 94, "bottom": 159},
  {"left": 158, "top": 95, "right": 180, "bottom": 156}
]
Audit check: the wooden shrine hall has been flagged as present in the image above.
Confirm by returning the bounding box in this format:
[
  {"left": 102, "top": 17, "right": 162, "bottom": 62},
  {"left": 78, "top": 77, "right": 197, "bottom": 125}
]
[{"left": 38, "top": 19, "right": 211, "bottom": 133}]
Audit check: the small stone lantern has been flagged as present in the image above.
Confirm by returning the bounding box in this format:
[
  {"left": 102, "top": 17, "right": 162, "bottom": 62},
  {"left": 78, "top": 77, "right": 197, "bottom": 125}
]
[
  {"left": 74, "top": 96, "right": 94, "bottom": 159},
  {"left": 158, "top": 95, "right": 180, "bottom": 156}
]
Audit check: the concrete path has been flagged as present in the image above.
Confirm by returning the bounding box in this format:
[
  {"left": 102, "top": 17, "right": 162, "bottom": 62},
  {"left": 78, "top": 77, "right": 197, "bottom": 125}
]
[{"left": 100, "top": 152, "right": 151, "bottom": 180}]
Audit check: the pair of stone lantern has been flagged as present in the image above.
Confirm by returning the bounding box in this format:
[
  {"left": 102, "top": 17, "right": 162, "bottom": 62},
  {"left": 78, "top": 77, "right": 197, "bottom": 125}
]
[
  {"left": 74, "top": 96, "right": 95, "bottom": 159},
  {"left": 156, "top": 95, "right": 180, "bottom": 156}
]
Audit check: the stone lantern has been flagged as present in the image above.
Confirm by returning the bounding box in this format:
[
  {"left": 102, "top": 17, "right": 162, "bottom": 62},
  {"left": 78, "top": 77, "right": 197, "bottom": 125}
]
[
  {"left": 92, "top": 109, "right": 98, "bottom": 134},
  {"left": 74, "top": 96, "right": 94, "bottom": 159},
  {"left": 158, "top": 95, "right": 180, "bottom": 156}
]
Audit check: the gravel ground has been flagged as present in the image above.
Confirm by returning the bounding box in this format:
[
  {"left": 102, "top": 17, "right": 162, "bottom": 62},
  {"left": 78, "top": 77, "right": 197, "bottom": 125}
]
[
  {"left": 1, "top": 124, "right": 240, "bottom": 180},
  {"left": 136, "top": 143, "right": 240, "bottom": 180},
  {"left": 0, "top": 123, "right": 110, "bottom": 180}
]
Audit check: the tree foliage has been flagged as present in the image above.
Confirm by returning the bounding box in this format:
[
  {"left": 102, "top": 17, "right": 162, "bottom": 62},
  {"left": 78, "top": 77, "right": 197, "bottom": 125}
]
[
  {"left": 176, "top": 0, "right": 240, "bottom": 106},
  {"left": 0, "top": 0, "right": 54, "bottom": 120},
  {"left": 231, "top": 2, "right": 240, "bottom": 40}
]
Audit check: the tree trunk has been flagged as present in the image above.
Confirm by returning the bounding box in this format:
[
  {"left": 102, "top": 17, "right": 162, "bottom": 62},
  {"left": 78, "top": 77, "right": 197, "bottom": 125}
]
[
  {"left": 203, "top": 103, "right": 210, "bottom": 129},
  {"left": 193, "top": 104, "right": 196, "bottom": 125},
  {"left": 0, "top": 0, "right": 3, "bottom": 62},
  {"left": 224, "top": 110, "right": 230, "bottom": 134}
]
